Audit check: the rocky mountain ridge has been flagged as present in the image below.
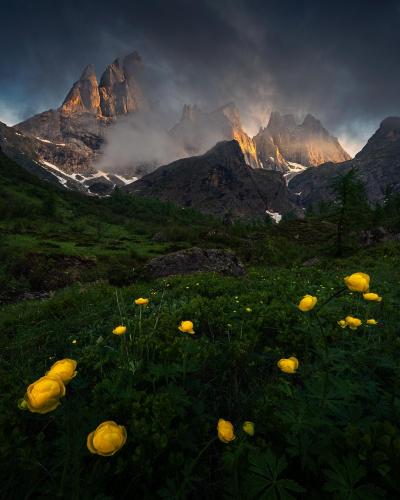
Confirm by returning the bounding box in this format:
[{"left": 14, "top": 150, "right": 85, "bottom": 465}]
[
  {"left": 10, "top": 51, "right": 350, "bottom": 183},
  {"left": 125, "top": 140, "right": 294, "bottom": 219},
  {"left": 169, "top": 102, "right": 259, "bottom": 168},
  {"left": 254, "top": 111, "right": 351, "bottom": 175},
  {"left": 14, "top": 52, "right": 146, "bottom": 175},
  {"left": 288, "top": 116, "right": 400, "bottom": 207}
]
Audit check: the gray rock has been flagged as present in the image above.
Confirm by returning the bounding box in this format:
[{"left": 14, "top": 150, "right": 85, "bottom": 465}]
[
  {"left": 289, "top": 117, "right": 400, "bottom": 208},
  {"left": 143, "top": 247, "right": 246, "bottom": 278},
  {"left": 302, "top": 256, "right": 321, "bottom": 267},
  {"left": 254, "top": 111, "right": 350, "bottom": 173},
  {"left": 359, "top": 227, "right": 400, "bottom": 246},
  {"left": 126, "top": 140, "right": 296, "bottom": 218}
]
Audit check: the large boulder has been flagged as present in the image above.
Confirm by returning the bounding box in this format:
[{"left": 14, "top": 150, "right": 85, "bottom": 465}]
[{"left": 143, "top": 247, "right": 245, "bottom": 278}]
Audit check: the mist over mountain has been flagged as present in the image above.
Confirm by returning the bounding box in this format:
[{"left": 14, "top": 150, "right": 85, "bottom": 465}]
[{"left": 2, "top": 0, "right": 400, "bottom": 155}]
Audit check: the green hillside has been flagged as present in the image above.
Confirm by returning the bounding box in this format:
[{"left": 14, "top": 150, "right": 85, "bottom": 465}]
[{"left": 1, "top": 151, "right": 400, "bottom": 498}]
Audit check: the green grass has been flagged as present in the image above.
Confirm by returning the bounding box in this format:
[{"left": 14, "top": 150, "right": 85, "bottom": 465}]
[
  {"left": 0, "top": 151, "right": 329, "bottom": 302},
  {"left": 2, "top": 150, "right": 400, "bottom": 497},
  {"left": 1, "top": 250, "right": 400, "bottom": 498}
]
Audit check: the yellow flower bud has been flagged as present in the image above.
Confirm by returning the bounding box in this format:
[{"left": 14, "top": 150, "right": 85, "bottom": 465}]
[
  {"left": 87, "top": 421, "right": 127, "bottom": 456},
  {"left": 344, "top": 316, "right": 362, "bottom": 330},
  {"left": 277, "top": 356, "right": 299, "bottom": 374},
  {"left": 363, "top": 292, "right": 382, "bottom": 302},
  {"left": 46, "top": 359, "right": 77, "bottom": 384},
  {"left": 24, "top": 375, "right": 66, "bottom": 414},
  {"left": 245, "top": 307, "right": 252, "bottom": 313},
  {"left": 242, "top": 421, "right": 255, "bottom": 436},
  {"left": 178, "top": 320, "right": 195, "bottom": 334},
  {"left": 217, "top": 419, "right": 235, "bottom": 443},
  {"left": 344, "top": 272, "right": 370, "bottom": 292},
  {"left": 112, "top": 325, "right": 127, "bottom": 336},
  {"left": 367, "top": 319, "right": 378, "bottom": 325},
  {"left": 297, "top": 295, "right": 317, "bottom": 312},
  {"left": 135, "top": 297, "right": 149, "bottom": 305},
  {"left": 338, "top": 319, "right": 347, "bottom": 328}
]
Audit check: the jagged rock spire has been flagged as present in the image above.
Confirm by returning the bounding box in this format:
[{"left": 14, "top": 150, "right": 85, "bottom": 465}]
[
  {"left": 61, "top": 64, "right": 101, "bottom": 114},
  {"left": 99, "top": 52, "right": 145, "bottom": 117},
  {"left": 61, "top": 52, "right": 146, "bottom": 117}
]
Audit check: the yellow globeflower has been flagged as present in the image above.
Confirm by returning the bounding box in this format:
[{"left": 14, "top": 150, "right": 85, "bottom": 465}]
[
  {"left": 245, "top": 307, "right": 252, "bottom": 313},
  {"left": 363, "top": 292, "right": 382, "bottom": 302},
  {"left": 87, "top": 421, "right": 127, "bottom": 457},
  {"left": 277, "top": 356, "right": 299, "bottom": 374},
  {"left": 345, "top": 316, "right": 362, "bottom": 330},
  {"left": 298, "top": 295, "right": 317, "bottom": 312},
  {"left": 344, "top": 272, "right": 370, "bottom": 292},
  {"left": 217, "top": 419, "right": 235, "bottom": 443},
  {"left": 112, "top": 325, "right": 127, "bottom": 336},
  {"left": 135, "top": 297, "right": 149, "bottom": 306},
  {"left": 178, "top": 320, "right": 195, "bottom": 334},
  {"left": 242, "top": 421, "right": 255, "bottom": 436},
  {"left": 24, "top": 375, "right": 66, "bottom": 414},
  {"left": 338, "top": 319, "right": 347, "bottom": 328},
  {"left": 367, "top": 319, "right": 378, "bottom": 325},
  {"left": 46, "top": 359, "right": 77, "bottom": 384}
]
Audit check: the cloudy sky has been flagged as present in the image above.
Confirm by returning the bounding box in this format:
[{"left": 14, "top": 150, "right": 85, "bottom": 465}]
[{"left": 1, "top": 0, "right": 400, "bottom": 155}]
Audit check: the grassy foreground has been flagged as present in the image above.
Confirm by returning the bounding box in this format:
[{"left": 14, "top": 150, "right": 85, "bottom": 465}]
[{"left": 1, "top": 242, "right": 400, "bottom": 499}]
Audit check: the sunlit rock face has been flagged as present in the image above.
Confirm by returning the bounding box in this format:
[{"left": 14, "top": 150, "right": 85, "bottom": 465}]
[
  {"left": 254, "top": 111, "right": 351, "bottom": 172},
  {"left": 14, "top": 52, "right": 145, "bottom": 174},
  {"left": 61, "top": 64, "right": 101, "bottom": 114},
  {"left": 170, "top": 103, "right": 260, "bottom": 168},
  {"left": 99, "top": 52, "right": 146, "bottom": 117}
]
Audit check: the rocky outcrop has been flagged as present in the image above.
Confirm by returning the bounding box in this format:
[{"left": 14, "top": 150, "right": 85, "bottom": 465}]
[
  {"left": 288, "top": 117, "right": 400, "bottom": 208},
  {"left": 143, "top": 247, "right": 246, "bottom": 278},
  {"left": 61, "top": 64, "right": 101, "bottom": 114},
  {"left": 99, "top": 52, "right": 145, "bottom": 117},
  {"left": 14, "top": 52, "right": 145, "bottom": 175},
  {"left": 170, "top": 103, "right": 259, "bottom": 168},
  {"left": 254, "top": 111, "right": 351, "bottom": 173},
  {"left": 125, "top": 140, "right": 295, "bottom": 218}
]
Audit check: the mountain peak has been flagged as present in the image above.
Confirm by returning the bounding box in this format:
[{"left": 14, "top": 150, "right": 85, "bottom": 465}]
[
  {"left": 302, "top": 113, "right": 322, "bottom": 129},
  {"left": 123, "top": 51, "right": 143, "bottom": 76},
  {"left": 99, "top": 51, "right": 145, "bottom": 117},
  {"left": 60, "top": 52, "right": 145, "bottom": 117},
  {"left": 356, "top": 116, "right": 400, "bottom": 160},
  {"left": 267, "top": 111, "right": 296, "bottom": 130},
  {"left": 255, "top": 110, "right": 351, "bottom": 169},
  {"left": 204, "top": 139, "right": 245, "bottom": 163},
  {"left": 61, "top": 63, "right": 100, "bottom": 114},
  {"left": 215, "top": 102, "right": 241, "bottom": 128},
  {"left": 80, "top": 64, "right": 96, "bottom": 80},
  {"left": 379, "top": 116, "right": 400, "bottom": 132},
  {"left": 180, "top": 104, "right": 202, "bottom": 122}
]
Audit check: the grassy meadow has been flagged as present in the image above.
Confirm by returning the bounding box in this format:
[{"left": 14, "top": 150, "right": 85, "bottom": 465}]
[{"left": 1, "top": 153, "right": 400, "bottom": 498}]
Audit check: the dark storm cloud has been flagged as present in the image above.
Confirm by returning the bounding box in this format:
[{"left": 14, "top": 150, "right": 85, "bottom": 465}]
[{"left": 1, "top": 0, "right": 400, "bottom": 153}]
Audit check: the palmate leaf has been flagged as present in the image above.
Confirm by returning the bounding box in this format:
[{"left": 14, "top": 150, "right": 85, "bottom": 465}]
[
  {"left": 244, "top": 450, "right": 305, "bottom": 500},
  {"left": 323, "top": 456, "right": 385, "bottom": 499}
]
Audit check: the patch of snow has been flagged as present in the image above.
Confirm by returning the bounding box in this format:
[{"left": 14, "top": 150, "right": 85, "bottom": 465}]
[
  {"left": 15, "top": 131, "right": 22, "bottom": 136},
  {"left": 114, "top": 174, "right": 137, "bottom": 185},
  {"left": 35, "top": 160, "right": 72, "bottom": 189},
  {"left": 294, "top": 191, "right": 302, "bottom": 196},
  {"left": 41, "top": 160, "right": 70, "bottom": 175},
  {"left": 36, "top": 137, "right": 66, "bottom": 147},
  {"left": 53, "top": 174, "right": 69, "bottom": 187},
  {"left": 266, "top": 209, "right": 282, "bottom": 223},
  {"left": 287, "top": 161, "right": 307, "bottom": 173}
]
